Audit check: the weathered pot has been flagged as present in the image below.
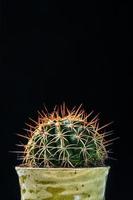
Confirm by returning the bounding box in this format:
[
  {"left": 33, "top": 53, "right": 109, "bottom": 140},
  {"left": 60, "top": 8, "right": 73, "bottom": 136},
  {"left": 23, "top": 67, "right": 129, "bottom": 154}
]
[{"left": 15, "top": 167, "right": 110, "bottom": 200}]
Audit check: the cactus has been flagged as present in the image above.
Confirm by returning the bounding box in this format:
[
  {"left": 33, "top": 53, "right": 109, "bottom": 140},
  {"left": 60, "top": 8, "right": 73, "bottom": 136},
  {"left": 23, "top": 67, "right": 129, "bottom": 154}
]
[{"left": 17, "top": 104, "right": 114, "bottom": 168}]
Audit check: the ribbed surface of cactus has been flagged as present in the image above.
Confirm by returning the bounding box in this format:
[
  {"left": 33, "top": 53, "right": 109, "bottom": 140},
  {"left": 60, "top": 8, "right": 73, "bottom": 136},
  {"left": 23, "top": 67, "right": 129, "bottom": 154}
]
[{"left": 18, "top": 104, "right": 113, "bottom": 168}]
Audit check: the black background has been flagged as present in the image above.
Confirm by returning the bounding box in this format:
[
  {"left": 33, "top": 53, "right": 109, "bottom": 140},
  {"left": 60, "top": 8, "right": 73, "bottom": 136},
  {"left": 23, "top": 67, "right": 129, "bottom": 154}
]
[{"left": 0, "top": 1, "right": 132, "bottom": 200}]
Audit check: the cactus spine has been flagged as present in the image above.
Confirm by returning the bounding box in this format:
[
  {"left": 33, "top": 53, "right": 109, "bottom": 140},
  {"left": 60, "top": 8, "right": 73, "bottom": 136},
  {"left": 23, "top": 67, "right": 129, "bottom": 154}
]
[{"left": 18, "top": 104, "right": 113, "bottom": 168}]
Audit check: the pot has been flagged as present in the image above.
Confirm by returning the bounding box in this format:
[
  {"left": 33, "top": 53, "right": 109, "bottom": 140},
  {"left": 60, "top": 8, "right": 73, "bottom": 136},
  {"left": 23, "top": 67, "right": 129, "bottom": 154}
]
[{"left": 15, "top": 167, "right": 110, "bottom": 200}]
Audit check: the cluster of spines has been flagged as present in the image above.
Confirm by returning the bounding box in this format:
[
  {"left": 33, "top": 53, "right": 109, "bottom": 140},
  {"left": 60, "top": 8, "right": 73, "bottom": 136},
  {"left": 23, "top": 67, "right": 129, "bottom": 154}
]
[{"left": 16, "top": 104, "right": 116, "bottom": 168}]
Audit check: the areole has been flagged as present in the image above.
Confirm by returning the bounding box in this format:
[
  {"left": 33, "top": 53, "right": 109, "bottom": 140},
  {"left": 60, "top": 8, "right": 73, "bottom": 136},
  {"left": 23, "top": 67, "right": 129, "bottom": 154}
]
[{"left": 16, "top": 166, "right": 110, "bottom": 200}]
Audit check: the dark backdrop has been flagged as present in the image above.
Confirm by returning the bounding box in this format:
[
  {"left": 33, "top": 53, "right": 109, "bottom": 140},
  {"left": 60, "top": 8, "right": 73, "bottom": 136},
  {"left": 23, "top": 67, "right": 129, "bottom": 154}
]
[{"left": 0, "top": 1, "right": 132, "bottom": 200}]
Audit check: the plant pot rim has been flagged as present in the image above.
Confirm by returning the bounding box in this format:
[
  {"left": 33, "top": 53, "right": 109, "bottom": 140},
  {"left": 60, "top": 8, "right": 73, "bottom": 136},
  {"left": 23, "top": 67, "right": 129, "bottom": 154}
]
[{"left": 15, "top": 166, "right": 110, "bottom": 170}]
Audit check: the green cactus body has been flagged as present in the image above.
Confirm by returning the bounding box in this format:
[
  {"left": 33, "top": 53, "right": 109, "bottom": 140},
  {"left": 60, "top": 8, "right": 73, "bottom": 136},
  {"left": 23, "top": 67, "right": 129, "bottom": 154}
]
[{"left": 18, "top": 104, "right": 112, "bottom": 168}]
